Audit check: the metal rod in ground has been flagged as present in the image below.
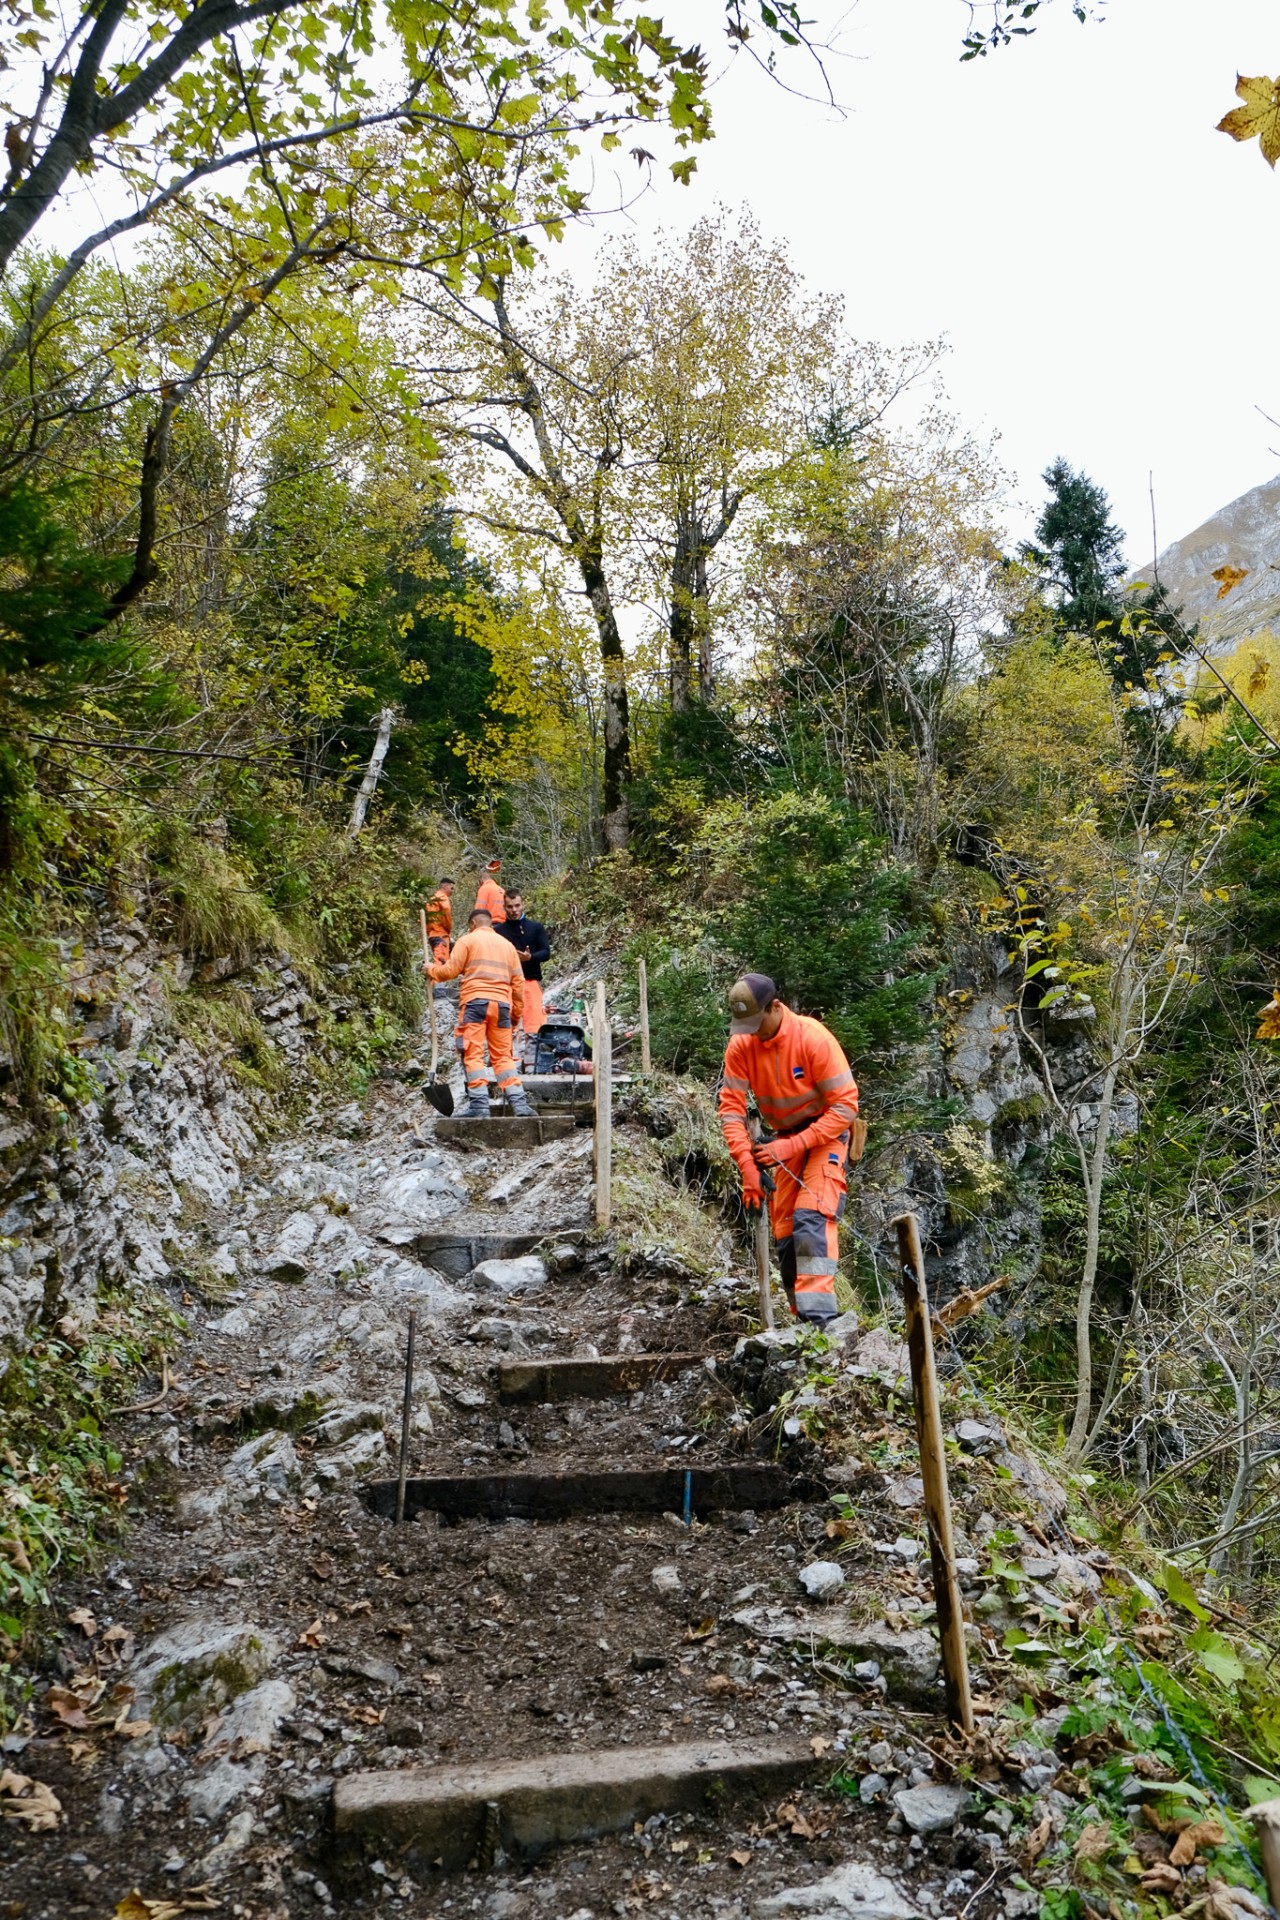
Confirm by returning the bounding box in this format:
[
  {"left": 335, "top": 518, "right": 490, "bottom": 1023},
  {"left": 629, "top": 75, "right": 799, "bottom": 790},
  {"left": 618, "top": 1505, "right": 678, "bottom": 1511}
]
[
  {"left": 638, "top": 957, "right": 651, "bottom": 1074},
  {"left": 891, "top": 1211, "right": 974, "bottom": 1733},
  {"left": 594, "top": 981, "right": 612, "bottom": 1231},
  {"left": 749, "top": 1117, "right": 775, "bottom": 1331},
  {"left": 395, "top": 1309, "right": 418, "bottom": 1525}
]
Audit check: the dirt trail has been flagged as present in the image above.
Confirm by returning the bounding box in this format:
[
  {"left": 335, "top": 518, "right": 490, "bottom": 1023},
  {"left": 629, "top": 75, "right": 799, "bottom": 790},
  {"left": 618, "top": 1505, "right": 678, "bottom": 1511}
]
[{"left": 2, "top": 1030, "right": 1024, "bottom": 1920}]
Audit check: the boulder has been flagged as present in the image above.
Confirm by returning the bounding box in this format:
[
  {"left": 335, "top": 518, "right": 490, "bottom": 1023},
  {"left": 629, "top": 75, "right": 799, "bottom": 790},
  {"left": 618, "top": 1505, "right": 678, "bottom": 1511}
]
[
  {"left": 471, "top": 1255, "right": 547, "bottom": 1297},
  {"left": 798, "top": 1562, "right": 846, "bottom": 1601},
  {"left": 756, "top": 1860, "right": 921, "bottom": 1918},
  {"left": 222, "top": 1431, "right": 300, "bottom": 1503},
  {"left": 893, "top": 1782, "right": 971, "bottom": 1835},
  {"left": 131, "top": 1619, "right": 282, "bottom": 1726}
]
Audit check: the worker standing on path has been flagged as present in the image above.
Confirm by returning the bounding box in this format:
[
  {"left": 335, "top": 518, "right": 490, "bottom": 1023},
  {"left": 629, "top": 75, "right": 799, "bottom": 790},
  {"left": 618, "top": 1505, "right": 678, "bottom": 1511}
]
[
  {"left": 427, "top": 909, "right": 536, "bottom": 1119},
  {"left": 495, "top": 888, "right": 551, "bottom": 1043},
  {"left": 718, "top": 973, "right": 860, "bottom": 1327},
  {"left": 424, "top": 877, "right": 454, "bottom": 966},
  {"left": 475, "top": 858, "right": 506, "bottom": 922}
]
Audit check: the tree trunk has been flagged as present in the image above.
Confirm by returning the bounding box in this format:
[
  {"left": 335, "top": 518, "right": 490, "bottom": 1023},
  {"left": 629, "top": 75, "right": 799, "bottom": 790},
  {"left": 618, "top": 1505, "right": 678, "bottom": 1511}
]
[
  {"left": 580, "top": 547, "right": 629, "bottom": 850},
  {"left": 1064, "top": 1050, "right": 1121, "bottom": 1465},
  {"left": 668, "top": 522, "right": 694, "bottom": 715},
  {"left": 347, "top": 707, "right": 396, "bottom": 836}
]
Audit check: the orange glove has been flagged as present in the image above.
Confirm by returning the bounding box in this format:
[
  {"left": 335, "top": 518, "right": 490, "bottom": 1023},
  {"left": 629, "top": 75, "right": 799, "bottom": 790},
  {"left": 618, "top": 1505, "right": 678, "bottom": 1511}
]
[
  {"left": 740, "top": 1159, "right": 765, "bottom": 1211},
  {"left": 754, "top": 1134, "right": 806, "bottom": 1168}
]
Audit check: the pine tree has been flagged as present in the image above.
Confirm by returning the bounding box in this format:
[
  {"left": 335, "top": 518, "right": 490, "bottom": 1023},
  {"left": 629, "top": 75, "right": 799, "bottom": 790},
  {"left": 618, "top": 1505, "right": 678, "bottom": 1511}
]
[{"left": 1021, "top": 456, "right": 1126, "bottom": 633}]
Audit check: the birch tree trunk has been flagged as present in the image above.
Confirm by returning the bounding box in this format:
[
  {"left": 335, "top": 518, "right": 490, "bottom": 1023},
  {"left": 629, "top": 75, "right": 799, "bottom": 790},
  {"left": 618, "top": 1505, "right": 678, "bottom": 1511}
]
[{"left": 348, "top": 707, "right": 396, "bottom": 837}]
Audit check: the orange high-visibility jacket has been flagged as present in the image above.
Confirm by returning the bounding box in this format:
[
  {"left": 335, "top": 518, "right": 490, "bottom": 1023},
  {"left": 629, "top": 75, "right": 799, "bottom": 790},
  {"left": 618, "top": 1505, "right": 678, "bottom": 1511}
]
[
  {"left": 425, "top": 888, "right": 453, "bottom": 944},
  {"left": 430, "top": 927, "right": 524, "bottom": 1021},
  {"left": 719, "top": 1003, "right": 858, "bottom": 1172},
  {"left": 475, "top": 875, "right": 506, "bottom": 920}
]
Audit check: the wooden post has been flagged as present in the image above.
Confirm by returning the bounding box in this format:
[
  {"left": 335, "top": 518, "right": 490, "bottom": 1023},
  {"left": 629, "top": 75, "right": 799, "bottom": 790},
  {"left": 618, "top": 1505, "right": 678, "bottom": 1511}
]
[
  {"left": 749, "top": 1118, "right": 774, "bottom": 1331},
  {"left": 638, "top": 957, "right": 652, "bottom": 1074},
  {"left": 594, "top": 981, "right": 612, "bottom": 1231},
  {"left": 1249, "top": 1800, "right": 1280, "bottom": 1912},
  {"left": 891, "top": 1212, "right": 974, "bottom": 1733},
  {"left": 419, "top": 910, "right": 438, "bottom": 1076}
]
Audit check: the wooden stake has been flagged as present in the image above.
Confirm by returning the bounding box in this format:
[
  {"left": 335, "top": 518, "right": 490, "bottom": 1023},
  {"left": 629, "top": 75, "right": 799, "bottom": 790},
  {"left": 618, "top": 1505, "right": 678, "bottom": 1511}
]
[
  {"left": 419, "top": 910, "right": 438, "bottom": 1076},
  {"left": 749, "top": 1118, "right": 774, "bottom": 1331},
  {"left": 395, "top": 1308, "right": 417, "bottom": 1525},
  {"left": 1248, "top": 1800, "right": 1280, "bottom": 1913},
  {"left": 891, "top": 1212, "right": 974, "bottom": 1733},
  {"left": 638, "top": 957, "right": 652, "bottom": 1074},
  {"left": 594, "top": 981, "right": 612, "bottom": 1231}
]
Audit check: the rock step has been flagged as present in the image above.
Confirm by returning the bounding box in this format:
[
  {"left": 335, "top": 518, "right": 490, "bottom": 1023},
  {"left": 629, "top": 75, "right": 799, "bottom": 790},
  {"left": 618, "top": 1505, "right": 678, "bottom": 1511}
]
[
  {"left": 497, "top": 1350, "right": 710, "bottom": 1403},
  {"left": 436, "top": 1115, "right": 578, "bottom": 1147},
  {"left": 332, "top": 1735, "right": 815, "bottom": 1868},
  {"left": 361, "top": 1462, "right": 822, "bottom": 1524},
  {"left": 406, "top": 1230, "right": 575, "bottom": 1279}
]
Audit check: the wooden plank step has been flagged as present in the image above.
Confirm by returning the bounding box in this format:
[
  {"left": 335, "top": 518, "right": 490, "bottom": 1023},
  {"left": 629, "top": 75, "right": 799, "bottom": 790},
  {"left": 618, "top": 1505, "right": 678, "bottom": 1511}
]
[
  {"left": 436, "top": 1115, "right": 577, "bottom": 1148},
  {"left": 497, "top": 1351, "right": 709, "bottom": 1404},
  {"left": 361, "top": 1462, "right": 820, "bottom": 1524},
  {"left": 333, "top": 1736, "right": 814, "bottom": 1866}
]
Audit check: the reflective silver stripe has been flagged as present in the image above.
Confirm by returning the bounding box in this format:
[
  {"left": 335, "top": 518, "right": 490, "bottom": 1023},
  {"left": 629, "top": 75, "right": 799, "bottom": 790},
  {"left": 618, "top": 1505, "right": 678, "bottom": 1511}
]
[
  {"left": 722, "top": 1074, "right": 751, "bottom": 1092},
  {"left": 815, "top": 1070, "right": 855, "bottom": 1092},
  {"left": 795, "top": 1257, "right": 839, "bottom": 1277},
  {"left": 759, "top": 1089, "right": 823, "bottom": 1109}
]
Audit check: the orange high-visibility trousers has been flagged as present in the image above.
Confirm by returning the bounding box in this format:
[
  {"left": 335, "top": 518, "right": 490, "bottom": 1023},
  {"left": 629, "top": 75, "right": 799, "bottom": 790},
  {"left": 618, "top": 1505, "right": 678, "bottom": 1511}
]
[
  {"left": 461, "top": 999, "right": 521, "bottom": 1097},
  {"left": 521, "top": 978, "right": 545, "bottom": 1035},
  {"left": 768, "top": 1130, "right": 849, "bottom": 1323}
]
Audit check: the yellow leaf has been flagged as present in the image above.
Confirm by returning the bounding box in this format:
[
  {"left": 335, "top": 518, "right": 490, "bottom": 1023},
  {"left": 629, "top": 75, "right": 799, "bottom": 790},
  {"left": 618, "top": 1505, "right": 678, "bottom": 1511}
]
[
  {"left": 1257, "top": 991, "right": 1280, "bottom": 1041},
  {"left": 1218, "top": 74, "right": 1280, "bottom": 167},
  {"left": 1213, "top": 563, "right": 1248, "bottom": 599}
]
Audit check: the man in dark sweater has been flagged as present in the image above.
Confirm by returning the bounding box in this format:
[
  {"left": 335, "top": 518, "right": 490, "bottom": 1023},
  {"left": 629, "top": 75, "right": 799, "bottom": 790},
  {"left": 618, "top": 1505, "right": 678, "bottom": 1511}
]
[{"left": 495, "top": 889, "right": 551, "bottom": 1039}]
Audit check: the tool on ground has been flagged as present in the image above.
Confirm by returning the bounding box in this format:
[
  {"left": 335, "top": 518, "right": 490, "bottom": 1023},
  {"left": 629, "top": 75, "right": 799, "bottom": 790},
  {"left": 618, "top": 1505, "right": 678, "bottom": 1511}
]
[
  {"left": 891, "top": 1211, "right": 973, "bottom": 1733},
  {"left": 749, "top": 1117, "right": 775, "bottom": 1331},
  {"left": 395, "top": 1308, "right": 417, "bottom": 1525}
]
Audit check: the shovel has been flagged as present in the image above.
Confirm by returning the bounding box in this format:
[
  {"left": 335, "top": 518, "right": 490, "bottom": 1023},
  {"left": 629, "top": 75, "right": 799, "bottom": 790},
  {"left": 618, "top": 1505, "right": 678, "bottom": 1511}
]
[{"left": 423, "top": 1076, "right": 455, "bottom": 1118}]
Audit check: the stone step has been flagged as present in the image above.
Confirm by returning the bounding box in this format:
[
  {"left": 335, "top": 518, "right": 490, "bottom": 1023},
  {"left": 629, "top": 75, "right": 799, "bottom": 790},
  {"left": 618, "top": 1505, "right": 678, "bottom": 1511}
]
[
  {"left": 332, "top": 1735, "right": 814, "bottom": 1867},
  {"left": 436, "top": 1115, "right": 578, "bottom": 1148},
  {"left": 497, "top": 1351, "right": 710, "bottom": 1404},
  {"left": 362, "top": 1462, "right": 822, "bottom": 1524},
  {"left": 405, "top": 1231, "right": 546, "bottom": 1280}
]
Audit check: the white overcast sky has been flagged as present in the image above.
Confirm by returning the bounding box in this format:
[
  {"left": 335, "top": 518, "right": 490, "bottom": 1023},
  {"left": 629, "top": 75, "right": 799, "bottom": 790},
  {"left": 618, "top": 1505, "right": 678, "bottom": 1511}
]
[{"left": 561, "top": 0, "right": 1280, "bottom": 563}]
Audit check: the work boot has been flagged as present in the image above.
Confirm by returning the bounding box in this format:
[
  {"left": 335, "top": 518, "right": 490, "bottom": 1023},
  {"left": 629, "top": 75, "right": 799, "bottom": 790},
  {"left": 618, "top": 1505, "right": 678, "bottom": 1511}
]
[
  {"left": 506, "top": 1086, "right": 535, "bottom": 1118},
  {"left": 463, "top": 1088, "right": 490, "bottom": 1119}
]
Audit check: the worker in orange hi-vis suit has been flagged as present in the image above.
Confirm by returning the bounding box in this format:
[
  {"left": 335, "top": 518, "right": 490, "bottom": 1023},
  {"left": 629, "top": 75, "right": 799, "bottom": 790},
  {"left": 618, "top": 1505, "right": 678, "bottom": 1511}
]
[
  {"left": 427, "top": 909, "right": 535, "bottom": 1119},
  {"left": 424, "top": 878, "right": 454, "bottom": 965},
  {"left": 718, "top": 973, "right": 860, "bottom": 1326},
  {"left": 475, "top": 858, "right": 506, "bottom": 922}
]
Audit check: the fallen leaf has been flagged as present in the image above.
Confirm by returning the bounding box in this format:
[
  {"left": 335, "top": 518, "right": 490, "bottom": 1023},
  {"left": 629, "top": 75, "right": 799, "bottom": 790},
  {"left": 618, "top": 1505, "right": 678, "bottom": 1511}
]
[
  {"left": 684, "top": 1617, "right": 715, "bottom": 1642},
  {"left": 1075, "top": 1823, "right": 1114, "bottom": 1863},
  {"left": 114, "top": 1719, "right": 152, "bottom": 1740},
  {"left": 101, "top": 1624, "right": 134, "bottom": 1664},
  {"left": 809, "top": 1735, "right": 831, "bottom": 1759},
  {"left": 67, "top": 1607, "right": 96, "bottom": 1638},
  {"left": 294, "top": 1619, "right": 326, "bottom": 1649},
  {"left": 1170, "top": 1819, "right": 1226, "bottom": 1867},
  {"left": 1213, "top": 564, "right": 1249, "bottom": 600},
  {"left": 344, "top": 1599, "right": 372, "bottom": 1618},
  {"left": 1218, "top": 74, "right": 1280, "bottom": 168},
  {"left": 1141, "top": 1862, "right": 1183, "bottom": 1894},
  {"left": 0, "top": 1769, "right": 61, "bottom": 1831},
  {"left": 728, "top": 1850, "right": 751, "bottom": 1868},
  {"left": 1022, "top": 1814, "right": 1053, "bottom": 1867},
  {"left": 309, "top": 1557, "right": 334, "bottom": 1581},
  {"left": 346, "top": 1706, "right": 383, "bottom": 1727},
  {"left": 45, "top": 1686, "right": 92, "bottom": 1731},
  {"left": 115, "top": 1892, "right": 220, "bottom": 1919},
  {"left": 1132, "top": 1752, "right": 1176, "bottom": 1779},
  {"left": 704, "top": 1674, "right": 738, "bottom": 1696},
  {"left": 1256, "top": 992, "right": 1280, "bottom": 1042}
]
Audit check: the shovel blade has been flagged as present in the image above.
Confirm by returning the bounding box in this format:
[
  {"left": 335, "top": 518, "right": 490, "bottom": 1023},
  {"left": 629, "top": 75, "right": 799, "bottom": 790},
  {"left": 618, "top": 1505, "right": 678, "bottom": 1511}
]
[{"left": 424, "top": 1081, "right": 455, "bottom": 1118}]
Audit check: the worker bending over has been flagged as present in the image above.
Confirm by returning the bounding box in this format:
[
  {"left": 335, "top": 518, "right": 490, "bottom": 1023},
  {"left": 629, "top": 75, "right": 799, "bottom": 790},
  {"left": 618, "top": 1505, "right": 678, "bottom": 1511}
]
[
  {"left": 427, "top": 909, "right": 536, "bottom": 1119},
  {"left": 718, "top": 973, "right": 859, "bottom": 1326},
  {"left": 424, "top": 877, "right": 454, "bottom": 967},
  {"left": 475, "top": 857, "right": 506, "bottom": 922},
  {"left": 495, "top": 889, "right": 551, "bottom": 1039}
]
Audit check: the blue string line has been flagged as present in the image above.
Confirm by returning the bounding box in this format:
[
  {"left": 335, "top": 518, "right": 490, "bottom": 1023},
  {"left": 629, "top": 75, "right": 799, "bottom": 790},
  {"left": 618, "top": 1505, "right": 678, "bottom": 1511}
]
[{"left": 683, "top": 1468, "right": 692, "bottom": 1528}]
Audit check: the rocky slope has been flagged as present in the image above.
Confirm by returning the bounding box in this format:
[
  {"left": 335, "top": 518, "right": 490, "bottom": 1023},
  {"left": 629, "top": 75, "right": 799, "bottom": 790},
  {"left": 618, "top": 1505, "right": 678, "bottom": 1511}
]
[{"left": 1143, "top": 471, "right": 1280, "bottom": 645}]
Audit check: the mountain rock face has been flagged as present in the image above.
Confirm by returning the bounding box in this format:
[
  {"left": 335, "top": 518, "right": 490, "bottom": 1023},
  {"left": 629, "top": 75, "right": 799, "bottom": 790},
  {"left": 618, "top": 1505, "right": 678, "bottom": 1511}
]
[{"left": 1147, "top": 471, "right": 1280, "bottom": 644}]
